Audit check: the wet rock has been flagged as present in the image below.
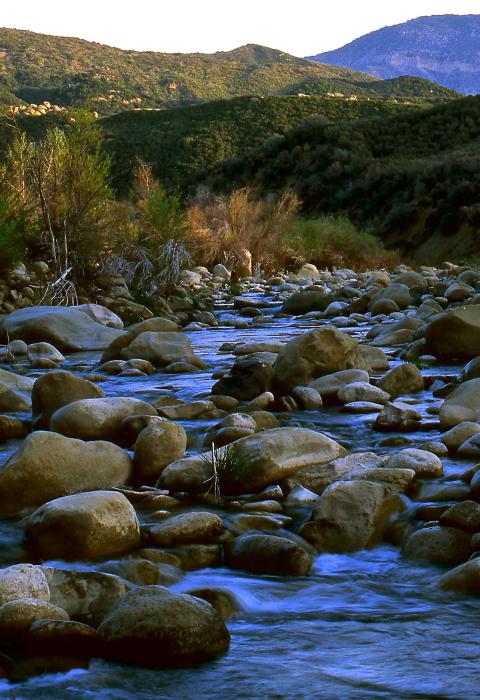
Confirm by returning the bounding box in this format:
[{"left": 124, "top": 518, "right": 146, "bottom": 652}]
[
  {"left": 76, "top": 303, "right": 123, "bottom": 329},
  {"left": 161, "top": 428, "right": 345, "bottom": 495},
  {"left": 369, "top": 283, "right": 412, "bottom": 311},
  {"left": 292, "top": 386, "right": 323, "bottom": 409},
  {"left": 439, "top": 558, "right": 480, "bottom": 596},
  {"left": 0, "top": 598, "right": 69, "bottom": 641},
  {"left": 0, "top": 415, "right": 27, "bottom": 442},
  {"left": 0, "top": 368, "right": 34, "bottom": 412},
  {"left": 25, "top": 619, "right": 102, "bottom": 657},
  {"left": 439, "top": 379, "right": 480, "bottom": 430},
  {"left": 225, "top": 534, "right": 312, "bottom": 576},
  {"left": 386, "top": 448, "right": 443, "bottom": 477},
  {"left": 157, "top": 400, "right": 216, "bottom": 421},
  {"left": 119, "top": 332, "right": 205, "bottom": 369},
  {"left": 133, "top": 419, "right": 187, "bottom": 483},
  {"left": 171, "top": 544, "right": 222, "bottom": 571},
  {"left": 0, "top": 564, "right": 49, "bottom": 606},
  {"left": 32, "top": 370, "right": 104, "bottom": 429},
  {"left": 247, "top": 391, "right": 275, "bottom": 410},
  {"left": 187, "top": 588, "right": 239, "bottom": 620},
  {"left": 282, "top": 290, "right": 332, "bottom": 314},
  {"left": 272, "top": 327, "right": 362, "bottom": 396},
  {"left": 377, "top": 364, "right": 424, "bottom": 397},
  {"left": 439, "top": 501, "right": 480, "bottom": 532},
  {"left": 0, "top": 306, "right": 124, "bottom": 352},
  {"left": 27, "top": 491, "right": 141, "bottom": 561},
  {"left": 458, "top": 433, "right": 480, "bottom": 457},
  {"left": 50, "top": 397, "right": 157, "bottom": 443},
  {"left": 444, "top": 283, "right": 474, "bottom": 302},
  {"left": 374, "top": 401, "right": 422, "bottom": 432},
  {"left": 342, "top": 401, "right": 383, "bottom": 413},
  {"left": 287, "top": 452, "right": 383, "bottom": 494},
  {"left": 100, "top": 559, "right": 162, "bottom": 586},
  {"left": 300, "top": 480, "right": 403, "bottom": 552},
  {"left": 211, "top": 355, "right": 273, "bottom": 401},
  {"left": 43, "top": 568, "right": 129, "bottom": 627},
  {"left": 425, "top": 305, "right": 480, "bottom": 359},
  {"left": 337, "top": 381, "right": 389, "bottom": 405},
  {"left": 27, "top": 342, "right": 65, "bottom": 368},
  {"left": 148, "top": 512, "right": 224, "bottom": 547},
  {"left": 441, "top": 422, "right": 480, "bottom": 452},
  {"left": 402, "top": 526, "right": 471, "bottom": 566},
  {"left": 213, "top": 264, "right": 231, "bottom": 281},
  {"left": 100, "top": 318, "right": 179, "bottom": 363},
  {"left": 357, "top": 346, "right": 390, "bottom": 372},
  {"left": 309, "top": 369, "right": 369, "bottom": 400},
  {"left": 0, "top": 432, "right": 132, "bottom": 515},
  {"left": 98, "top": 586, "right": 230, "bottom": 666},
  {"left": 340, "top": 467, "right": 416, "bottom": 493}
]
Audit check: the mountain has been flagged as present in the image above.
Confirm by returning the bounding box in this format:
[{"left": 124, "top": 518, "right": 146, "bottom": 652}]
[
  {"left": 309, "top": 15, "right": 480, "bottom": 95},
  {"left": 0, "top": 28, "right": 457, "bottom": 115},
  {"left": 207, "top": 95, "right": 480, "bottom": 263}
]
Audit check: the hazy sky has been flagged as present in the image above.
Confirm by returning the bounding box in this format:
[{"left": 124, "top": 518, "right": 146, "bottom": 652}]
[{"left": 1, "top": 1, "right": 477, "bottom": 55}]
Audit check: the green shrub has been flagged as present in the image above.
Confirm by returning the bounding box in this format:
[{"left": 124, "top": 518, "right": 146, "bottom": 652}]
[
  {"left": 0, "top": 196, "right": 25, "bottom": 269},
  {"left": 286, "top": 215, "right": 399, "bottom": 270}
]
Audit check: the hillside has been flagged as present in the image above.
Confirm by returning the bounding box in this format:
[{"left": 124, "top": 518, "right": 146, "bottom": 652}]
[
  {"left": 207, "top": 95, "right": 480, "bottom": 262},
  {"left": 0, "top": 28, "right": 457, "bottom": 114},
  {"left": 309, "top": 14, "right": 480, "bottom": 95},
  {"left": 100, "top": 95, "right": 424, "bottom": 192}
]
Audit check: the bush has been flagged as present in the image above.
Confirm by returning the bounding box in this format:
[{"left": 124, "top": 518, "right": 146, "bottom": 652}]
[
  {"left": 0, "top": 195, "right": 26, "bottom": 269},
  {"left": 286, "top": 216, "right": 399, "bottom": 270}
]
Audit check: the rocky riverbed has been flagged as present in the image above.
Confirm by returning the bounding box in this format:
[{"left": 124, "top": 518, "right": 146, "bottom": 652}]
[{"left": 0, "top": 261, "right": 479, "bottom": 698}]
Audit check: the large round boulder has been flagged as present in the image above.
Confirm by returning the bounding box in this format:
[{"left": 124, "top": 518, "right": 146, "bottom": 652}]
[
  {"left": 133, "top": 418, "right": 187, "bottom": 483},
  {"left": 0, "top": 306, "right": 124, "bottom": 352},
  {"left": 104, "top": 330, "right": 204, "bottom": 369},
  {"left": 439, "top": 558, "right": 480, "bottom": 596},
  {"left": 425, "top": 306, "right": 480, "bottom": 359},
  {"left": 0, "top": 564, "right": 49, "bottom": 606},
  {"left": 148, "top": 512, "right": 223, "bottom": 547},
  {"left": 300, "top": 480, "right": 404, "bottom": 552},
  {"left": 271, "top": 328, "right": 362, "bottom": 396},
  {"left": 27, "top": 491, "right": 141, "bottom": 561},
  {"left": 0, "top": 598, "right": 68, "bottom": 641},
  {"left": 32, "top": 370, "right": 104, "bottom": 429},
  {"left": 282, "top": 290, "right": 332, "bottom": 315},
  {"left": 377, "top": 364, "right": 425, "bottom": 397},
  {"left": 0, "top": 368, "right": 34, "bottom": 412},
  {"left": 97, "top": 586, "right": 230, "bottom": 666},
  {"left": 225, "top": 534, "right": 312, "bottom": 576},
  {"left": 0, "top": 431, "right": 132, "bottom": 515},
  {"left": 402, "top": 526, "right": 471, "bottom": 566},
  {"left": 100, "top": 317, "right": 179, "bottom": 363},
  {"left": 50, "top": 397, "right": 157, "bottom": 443},
  {"left": 439, "top": 379, "right": 480, "bottom": 430},
  {"left": 159, "top": 427, "right": 346, "bottom": 495}
]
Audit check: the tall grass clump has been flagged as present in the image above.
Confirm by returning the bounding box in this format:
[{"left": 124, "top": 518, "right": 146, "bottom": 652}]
[
  {"left": 185, "top": 187, "right": 299, "bottom": 274},
  {"left": 286, "top": 215, "right": 400, "bottom": 270}
]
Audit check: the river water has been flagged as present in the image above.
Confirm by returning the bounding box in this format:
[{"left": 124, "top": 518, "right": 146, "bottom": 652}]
[{"left": 0, "top": 291, "right": 478, "bottom": 699}]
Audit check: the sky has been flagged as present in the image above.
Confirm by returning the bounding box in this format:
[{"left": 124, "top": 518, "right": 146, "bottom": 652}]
[{"left": 0, "top": 1, "right": 478, "bottom": 56}]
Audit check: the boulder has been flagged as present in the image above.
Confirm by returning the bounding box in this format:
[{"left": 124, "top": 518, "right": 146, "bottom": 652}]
[
  {"left": 211, "top": 355, "right": 273, "bottom": 401},
  {"left": 50, "top": 397, "right": 157, "bottom": 443},
  {"left": 439, "top": 501, "right": 480, "bottom": 532},
  {"left": 98, "top": 586, "right": 230, "bottom": 666},
  {"left": 0, "top": 306, "right": 124, "bottom": 352},
  {"left": 281, "top": 451, "right": 383, "bottom": 494},
  {"left": 159, "top": 428, "right": 346, "bottom": 495},
  {"left": 441, "top": 422, "right": 480, "bottom": 452},
  {"left": 0, "top": 598, "right": 68, "bottom": 641},
  {"left": 272, "top": 328, "right": 362, "bottom": 396},
  {"left": 386, "top": 448, "right": 443, "bottom": 477},
  {"left": 309, "top": 369, "right": 369, "bottom": 400},
  {"left": 76, "top": 303, "right": 123, "bottom": 329},
  {"left": 27, "top": 491, "right": 141, "bottom": 561},
  {"left": 225, "top": 534, "right": 312, "bottom": 576},
  {"left": 300, "top": 480, "right": 403, "bottom": 552},
  {"left": 133, "top": 419, "right": 187, "bottom": 483},
  {"left": 369, "top": 283, "right": 412, "bottom": 311},
  {"left": 425, "top": 306, "right": 480, "bottom": 359},
  {"left": 25, "top": 619, "right": 102, "bottom": 657},
  {"left": 120, "top": 332, "right": 204, "bottom": 368},
  {"left": 439, "top": 558, "right": 480, "bottom": 596},
  {"left": 439, "top": 379, "right": 480, "bottom": 430},
  {"left": 337, "top": 381, "right": 389, "bottom": 405},
  {"left": 0, "top": 564, "right": 49, "bottom": 606},
  {"left": 148, "top": 512, "right": 224, "bottom": 547},
  {"left": 0, "top": 368, "right": 34, "bottom": 412},
  {"left": 377, "top": 364, "right": 424, "bottom": 397},
  {"left": 282, "top": 290, "right": 332, "bottom": 315},
  {"left": 32, "top": 370, "right": 104, "bottom": 430},
  {"left": 374, "top": 402, "right": 422, "bottom": 432},
  {"left": 0, "top": 432, "right": 132, "bottom": 515},
  {"left": 101, "top": 318, "right": 179, "bottom": 363},
  {"left": 43, "top": 568, "right": 129, "bottom": 627},
  {"left": 27, "top": 342, "right": 65, "bottom": 367},
  {"left": 402, "top": 526, "right": 471, "bottom": 566}
]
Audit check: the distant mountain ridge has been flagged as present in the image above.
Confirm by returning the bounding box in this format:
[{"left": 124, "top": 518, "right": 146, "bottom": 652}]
[
  {"left": 308, "top": 14, "right": 480, "bottom": 95},
  {"left": 0, "top": 27, "right": 457, "bottom": 114}
]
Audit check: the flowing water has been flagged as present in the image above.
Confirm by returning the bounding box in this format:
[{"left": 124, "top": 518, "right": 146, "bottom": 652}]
[{"left": 0, "top": 293, "right": 478, "bottom": 699}]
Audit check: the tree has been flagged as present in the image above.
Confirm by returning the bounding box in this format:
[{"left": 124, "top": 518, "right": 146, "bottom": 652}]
[{"left": 0, "top": 112, "right": 112, "bottom": 279}]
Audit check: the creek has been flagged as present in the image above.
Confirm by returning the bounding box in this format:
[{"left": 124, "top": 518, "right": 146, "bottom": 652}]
[{"left": 0, "top": 291, "right": 477, "bottom": 700}]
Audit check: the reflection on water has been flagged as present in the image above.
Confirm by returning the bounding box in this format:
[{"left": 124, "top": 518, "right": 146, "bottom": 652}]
[{"left": 0, "top": 296, "right": 478, "bottom": 699}]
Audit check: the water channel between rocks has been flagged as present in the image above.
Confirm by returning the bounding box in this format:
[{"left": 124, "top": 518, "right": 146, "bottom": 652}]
[{"left": 0, "top": 292, "right": 477, "bottom": 700}]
